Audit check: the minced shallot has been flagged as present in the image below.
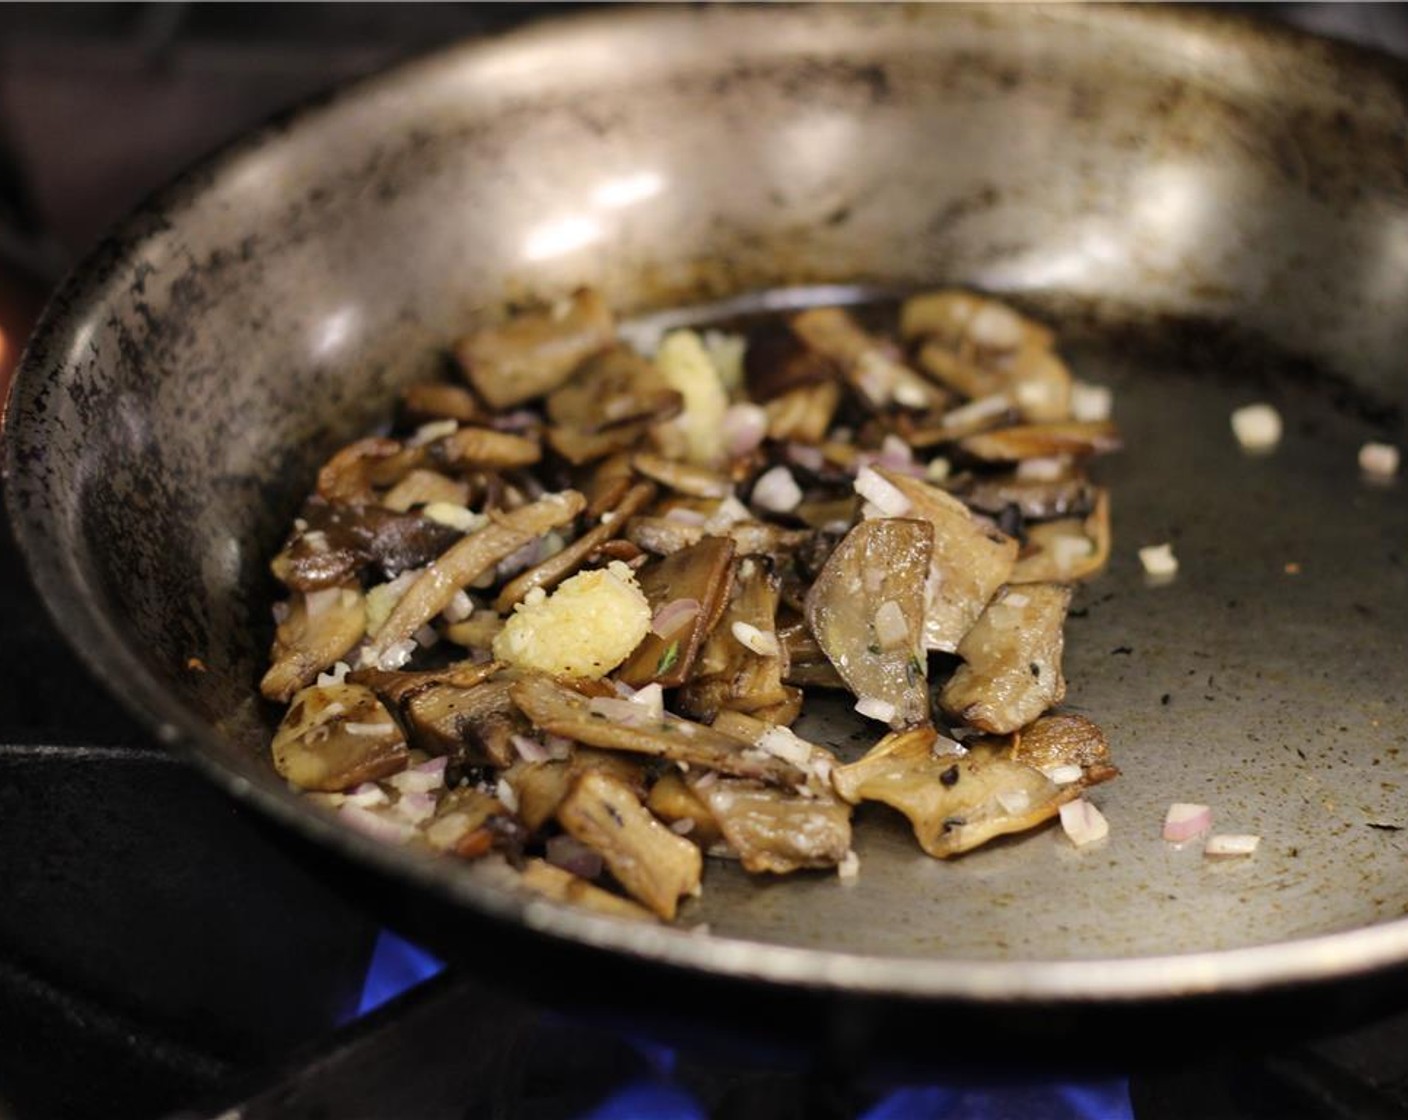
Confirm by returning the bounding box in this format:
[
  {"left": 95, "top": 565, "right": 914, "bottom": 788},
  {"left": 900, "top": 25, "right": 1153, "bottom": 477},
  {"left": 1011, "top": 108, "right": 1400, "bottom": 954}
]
[{"left": 1162, "top": 802, "right": 1212, "bottom": 843}]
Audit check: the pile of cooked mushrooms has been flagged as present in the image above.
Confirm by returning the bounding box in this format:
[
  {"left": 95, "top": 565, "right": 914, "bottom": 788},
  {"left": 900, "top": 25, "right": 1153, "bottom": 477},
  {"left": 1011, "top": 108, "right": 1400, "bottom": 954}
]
[{"left": 261, "top": 288, "right": 1120, "bottom": 923}]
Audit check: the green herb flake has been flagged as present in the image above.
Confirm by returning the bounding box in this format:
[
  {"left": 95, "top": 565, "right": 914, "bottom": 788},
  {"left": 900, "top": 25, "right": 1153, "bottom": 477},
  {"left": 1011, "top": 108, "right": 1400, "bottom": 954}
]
[{"left": 656, "top": 641, "right": 680, "bottom": 675}]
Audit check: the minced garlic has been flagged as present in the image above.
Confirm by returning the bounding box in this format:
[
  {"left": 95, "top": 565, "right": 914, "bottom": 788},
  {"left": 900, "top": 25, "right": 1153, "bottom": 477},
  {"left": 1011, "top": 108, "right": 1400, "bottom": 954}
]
[{"left": 492, "top": 561, "right": 650, "bottom": 679}]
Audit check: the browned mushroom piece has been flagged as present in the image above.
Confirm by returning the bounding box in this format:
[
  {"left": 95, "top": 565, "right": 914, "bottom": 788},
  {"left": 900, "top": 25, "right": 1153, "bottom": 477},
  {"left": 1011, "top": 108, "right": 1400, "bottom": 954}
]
[
  {"left": 957, "top": 420, "right": 1122, "bottom": 464},
  {"left": 547, "top": 344, "right": 682, "bottom": 432},
  {"left": 271, "top": 681, "right": 409, "bottom": 791},
  {"left": 831, "top": 723, "right": 1106, "bottom": 858},
  {"left": 939, "top": 582, "right": 1072, "bottom": 734},
  {"left": 779, "top": 620, "right": 849, "bottom": 691},
  {"left": 645, "top": 772, "right": 725, "bottom": 850},
  {"left": 547, "top": 422, "right": 651, "bottom": 467},
  {"left": 402, "top": 677, "right": 527, "bottom": 768},
  {"left": 316, "top": 437, "right": 424, "bottom": 505},
  {"left": 804, "top": 517, "right": 932, "bottom": 729},
  {"left": 690, "top": 776, "right": 852, "bottom": 874},
  {"left": 790, "top": 306, "right": 940, "bottom": 412},
  {"left": 364, "top": 490, "right": 585, "bottom": 662},
  {"left": 617, "top": 536, "right": 737, "bottom": 688},
  {"left": 763, "top": 380, "right": 843, "bottom": 444},
  {"left": 400, "top": 381, "right": 486, "bottom": 426},
  {"left": 261, "top": 585, "right": 367, "bottom": 703},
  {"left": 271, "top": 500, "right": 464, "bottom": 591},
  {"left": 555, "top": 770, "right": 702, "bottom": 920},
  {"left": 677, "top": 557, "right": 790, "bottom": 722},
  {"left": 424, "top": 785, "right": 515, "bottom": 858},
  {"left": 870, "top": 468, "right": 1018, "bottom": 653},
  {"left": 349, "top": 659, "right": 502, "bottom": 707},
  {"left": 455, "top": 288, "right": 616, "bottom": 410},
  {"left": 431, "top": 427, "right": 542, "bottom": 471},
  {"left": 958, "top": 470, "right": 1096, "bottom": 521},
  {"left": 630, "top": 453, "right": 733, "bottom": 500},
  {"left": 381, "top": 469, "right": 473, "bottom": 513},
  {"left": 508, "top": 674, "right": 806, "bottom": 785},
  {"left": 625, "top": 514, "right": 810, "bottom": 559},
  {"left": 901, "top": 292, "right": 1066, "bottom": 418},
  {"left": 1010, "top": 489, "right": 1112, "bottom": 583},
  {"left": 1007, "top": 712, "right": 1119, "bottom": 784},
  {"left": 442, "top": 612, "right": 505, "bottom": 652},
  {"left": 506, "top": 748, "right": 645, "bottom": 832},
  {"left": 517, "top": 858, "right": 660, "bottom": 922},
  {"left": 743, "top": 320, "right": 840, "bottom": 401},
  {"left": 495, "top": 482, "right": 657, "bottom": 612}
]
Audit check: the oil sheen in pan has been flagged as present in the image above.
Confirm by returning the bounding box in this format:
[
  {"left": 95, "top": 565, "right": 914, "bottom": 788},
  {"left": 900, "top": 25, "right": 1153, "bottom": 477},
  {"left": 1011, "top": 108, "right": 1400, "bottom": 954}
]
[{"left": 617, "top": 289, "right": 1408, "bottom": 965}]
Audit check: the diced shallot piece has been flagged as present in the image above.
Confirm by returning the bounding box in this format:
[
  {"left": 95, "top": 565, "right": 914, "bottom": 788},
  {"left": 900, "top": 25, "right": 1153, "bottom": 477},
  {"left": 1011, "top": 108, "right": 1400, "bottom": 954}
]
[
  {"left": 1162, "top": 802, "right": 1212, "bottom": 843},
  {"left": 751, "top": 466, "right": 803, "bottom": 513},
  {"left": 721, "top": 402, "right": 769, "bottom": 457},
  {"left": 731, "top": 621, "right": 780, "bottom": 657},
  {"left": 1205, "top": 833, "right": 1260, "bottom": 858},
  {"left": 854, "top": 466, "right": 911, "bottom": 517},
  {"left": 1138, "top": 543, "right": 1178, "bottom": 578},
  {"left": 1231, "top": 403, "right": 1281, "bottom": 453},
  {"left": 1359, "top": 442, "right": 1400, "bottom": 479},
  {"left": 1059, "top": 799, "right": 1108, "bottom": 847},
  {"left": 651, "top": 597, "right": 702, "bottom": 638},
  {"left": 854, "top": 697, "right": 897, "bottom": 724}
]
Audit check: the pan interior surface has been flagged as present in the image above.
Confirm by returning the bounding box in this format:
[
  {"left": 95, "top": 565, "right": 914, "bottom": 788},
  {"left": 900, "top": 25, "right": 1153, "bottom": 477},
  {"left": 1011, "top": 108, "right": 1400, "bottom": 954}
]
[{"left": 6, "top": 4, "right": 1408, "bottom": 997}]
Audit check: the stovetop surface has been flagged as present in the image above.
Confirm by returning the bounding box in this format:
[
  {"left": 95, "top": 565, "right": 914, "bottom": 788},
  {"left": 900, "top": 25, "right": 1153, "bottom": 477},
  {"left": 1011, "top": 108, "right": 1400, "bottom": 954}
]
[{"left": 6, "top": 5, "right": 1408, "bottom": 1119}]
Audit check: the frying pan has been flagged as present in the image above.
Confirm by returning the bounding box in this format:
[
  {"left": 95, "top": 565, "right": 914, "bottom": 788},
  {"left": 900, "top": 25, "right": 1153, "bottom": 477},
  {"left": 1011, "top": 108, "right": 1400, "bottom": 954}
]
[{"left": 7, "top": 3, "right": 1408, "bottom": 1054}]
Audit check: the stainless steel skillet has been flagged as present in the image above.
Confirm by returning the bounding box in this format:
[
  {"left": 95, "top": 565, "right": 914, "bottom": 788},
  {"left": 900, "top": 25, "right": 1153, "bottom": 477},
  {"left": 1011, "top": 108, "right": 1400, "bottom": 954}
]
[{"left": 6, "top": 3, "right": 1408, "bottom": 1037}]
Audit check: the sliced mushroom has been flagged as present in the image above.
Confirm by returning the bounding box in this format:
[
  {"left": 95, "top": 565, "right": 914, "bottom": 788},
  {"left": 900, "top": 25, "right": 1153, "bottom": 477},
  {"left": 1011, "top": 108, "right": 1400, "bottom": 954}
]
[
  {"left": 1008, "top": 712, "right": 1119, "bottom": 783},
  {"left": 508, "top": 749, "right": 645, "bottom": 833},
  {"left": 957, "top": 420, "right": 1122, "bottom": 464},
  {"left": 790, "top": 306, "right": 940, "bottom": 412},
  {"left": 432, "top": 427, "right": 541, "bottom": 471},
  {"left": 271, "top": 682, "right": 408, "bottom": 791},
  {"left": 442, "top": 612, "right": 505, "bottom": 652},
  {"left": 763, "top": 380, "right": 843, "bottom": 445},
  {"left": 400, "top": 381, "right": 485, "bottom": 426},
  {"left": 625, "top": 515, "right": 810, "bottom": 558},
  {"left": 364, "top": 490, "right": 585, "bottom": 660},
  {"left": 871, "top": 468, "right": 1018, "bottom": 653},
  {"left": 381, "top": 469, "right": 473, "bottom": 513},
  {"left": 455, "top": 288, "right": 616, "bottom": 410},
  {"left": 940, "top": 582, "right": 1072, "bottom": 734},
  {"left": 831, "top": 724, "right": 1091, "bottom": 858},
  {"left": 316, "top": 437, "right": 422, "bottom": 505},
  {"left": 678, "top": 557, "right": 790, "bottom": 722},
  {"left": 547, "top": 421, "right": 651, "bottom": 466},
  {"left": 556, "top": 770, "right": 702, "bottom": 920},
  {"left": 805, "top": 518, "right": 932, "bottom": 729},
  {"left": 958, "top": 471, "right": 1096, "bottom": 522},
  {"left": 691, "top": 777, "right": 852, "bottom": 874},
  {"left": 630, "top": 453, "right": 732, "bottom": 500},
  {"left": 508, "top": 674, "right": 805, "bottom": 785},
  {"left": 495, "top": 482, "right": 656, "bottom": 612},
  {"left": 261, "top": 585, "right": 367, "bottom": 702},
  {"left": 403, "top": 677, "right": 526, "bottom": 768},
  {"left": 617, "top": 536, "right": 737, "bottom": 688},
  {"left": 424, "top": 785, "right": 515, "bottom": 858},
  {"left": 349, "top": 659, "right": 501, "bottom": 708},
  {"left": 743, "top": 320, "right": 840, "bottom": 401},
  {"left": 547, "top": 343, "right": 681, "bottom": 432},
  {"left": 645, "top": 771, "right": 725, "bottom": 849},
  {"left": 1010, "top": 489, "right": 1111, "bottom": 583},
  {"left": 271, "top": 502, "right": 463, "bottom": 591},
  {"left": 517, "top": 858, "right": 659, "bottom": 922}
]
